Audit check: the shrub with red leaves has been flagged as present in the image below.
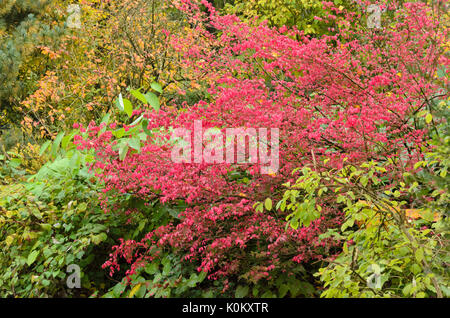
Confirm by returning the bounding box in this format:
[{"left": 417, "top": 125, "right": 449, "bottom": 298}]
[{"left": 73, "top": 0, "right": 448, "bottom": 293}]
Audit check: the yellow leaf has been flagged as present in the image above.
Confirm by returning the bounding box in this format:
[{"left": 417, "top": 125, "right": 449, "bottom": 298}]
[
  {"left": 5, "top": 235, "right": 14, "bottom": 247},
  {"left": 128, "top": 283, "right": 142, "bottom": 298},
  {"left": 405, "top": 209, "right": 440, "bottom": 222},
  {"left": 265, "top": 198, "right": 273, "bottom": 211}
]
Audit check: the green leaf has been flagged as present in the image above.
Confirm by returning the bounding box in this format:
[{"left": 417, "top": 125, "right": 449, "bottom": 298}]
[
  {"left": 144, "top": 92, "right": 160, "bottom": 112},
  {"left": 51, "top": 132, "right": 65, "bottom": 157},
  {"left": 123, "top": 99, "right": 133, "bottom": 118},
  {"left": 151, "top": 82, "right": 163, "bottom": 93},
  {"left": 235, "top": 285, "right": 249, "bottom": 298},
  {"left": 402, "top": 283, "right": 412, "bottom": 296},
  {"left": 410, "top": 263, "right": 422, "bottom": 275},
  {"left": 278, "top": 284, "right": 289, "bottom": 297},
  {"left": 198, "top": 271, "right": 207, "bottom": 282},
  {"left": 40, "top": 223, "right": 52, "bottom": 231},
  {"left": 39, "top": 140, "right": 51, "bottom": 156},
  {"left": 360, "top": 176, "right": 368, "bottom": 187},
  {"left": 61, "top": 131, "right": 77, "bottom": 150},
  {"left": 145, "top": 262, "right": 159, "bottom": 275},
  {"left": 254, "top": 202, "right": 263, "bottom": 213},
  {"left": 142, "top": 119, "right": 152, "bottom": 136},
  {"left": 101, "top": 112, "right": 111, "bottom": 125},
  {"left": 119, "top": 144, "right": 129, "bottom": 161},
  {"left": 128, "top": 138, "right": 141, "bottom": 152},
  {"left": 261, "top": 291, "right": 274, "bottom": 298},
  {"left": 116, "top": 94, "right": 133, "bottom": 117},
  {"left": 112, "top": 128, "right": 125, "bottom": 139},
  {"left": 92, "top": 233, "right": 107, "bottom": 245},
  {"left": 290, "top": 219, "right": 299, "bottom": 230},
  {"left": 415, "top": 249, "right": 424, "bottom": 263},
  {"left": 113, "top": 282, "right": 126, "bottom": 297},
  {"left": 130, "top": 89, "right": 148, "bottom": 105},
  {"left": 27, "top": 250, "right": 40, "bottom": 266}
]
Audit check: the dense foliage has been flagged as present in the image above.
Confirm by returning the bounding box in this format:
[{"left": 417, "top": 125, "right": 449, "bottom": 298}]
[{"left": 0, "top": 0, "right": 448, "bottom": 298}]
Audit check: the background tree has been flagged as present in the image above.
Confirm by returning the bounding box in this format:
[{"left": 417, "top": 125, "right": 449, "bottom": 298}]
[{"left": 0, "top": 0, "right": 66, "bottom": 126}]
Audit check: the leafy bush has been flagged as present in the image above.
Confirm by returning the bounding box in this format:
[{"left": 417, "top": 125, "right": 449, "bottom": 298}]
[
  {"left": 282, "top": 94, "right": 449, "bottom": 297},
  {"left": 72, "top": 0, "right": 448, "bottom": 298},
  {"left": 223, "top": 0, "right": 349, "bottom": 34},
  {"left": 0, "top": 0, "right": 448, "bottom": 299},
  {"left": 0, "top": 118, "right": 175, "bottom": 297}
]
